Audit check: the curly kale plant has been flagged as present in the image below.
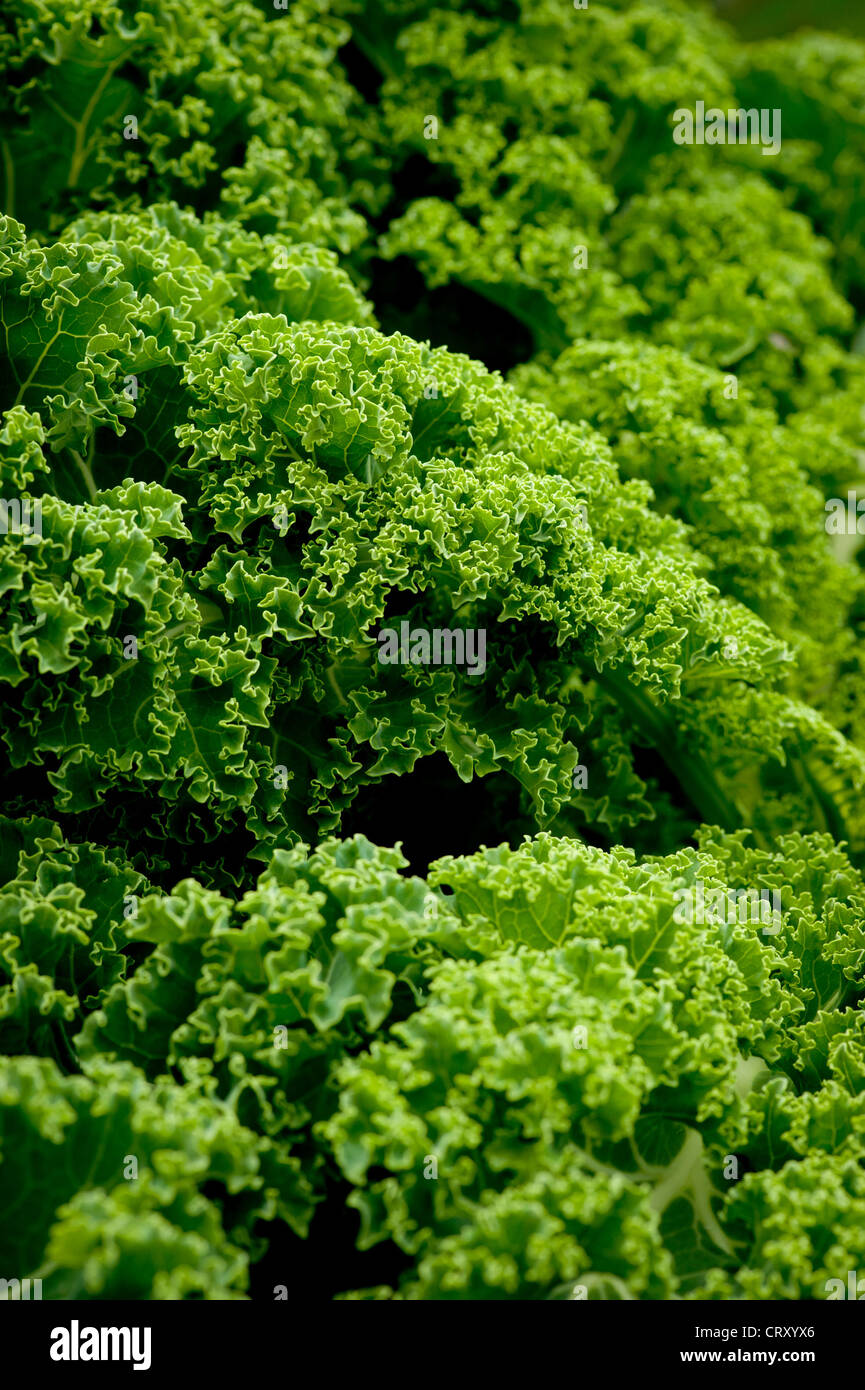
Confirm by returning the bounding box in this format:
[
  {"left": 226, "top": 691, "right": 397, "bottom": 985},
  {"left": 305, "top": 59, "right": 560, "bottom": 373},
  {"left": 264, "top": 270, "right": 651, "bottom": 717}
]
[{"left": 2, "top": 0, "right": 865, "bottom": 1302}]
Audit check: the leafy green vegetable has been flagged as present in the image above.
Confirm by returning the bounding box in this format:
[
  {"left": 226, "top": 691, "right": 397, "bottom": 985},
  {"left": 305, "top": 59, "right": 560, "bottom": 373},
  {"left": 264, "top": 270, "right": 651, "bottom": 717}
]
[{"left": 2, "top": 0, "right": 865, "bottom": 1303}]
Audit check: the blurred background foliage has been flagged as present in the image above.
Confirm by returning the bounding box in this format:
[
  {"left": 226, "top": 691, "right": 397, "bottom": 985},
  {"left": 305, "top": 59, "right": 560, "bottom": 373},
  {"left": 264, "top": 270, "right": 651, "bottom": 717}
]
[{"left": 715, "top": 0, "right": 865, "bottom": 39}]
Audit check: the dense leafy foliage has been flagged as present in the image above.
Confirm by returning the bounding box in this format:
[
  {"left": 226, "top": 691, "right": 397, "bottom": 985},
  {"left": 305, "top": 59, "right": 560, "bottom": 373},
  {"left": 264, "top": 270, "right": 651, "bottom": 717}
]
[{"left": 2, "top": 0, "right": 865, "bottom": 1300}]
